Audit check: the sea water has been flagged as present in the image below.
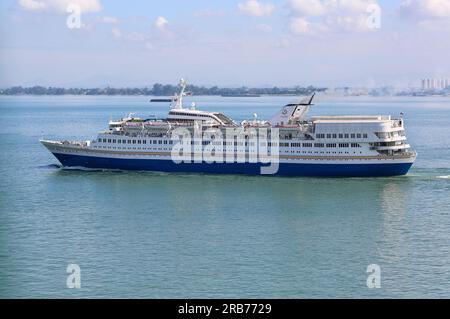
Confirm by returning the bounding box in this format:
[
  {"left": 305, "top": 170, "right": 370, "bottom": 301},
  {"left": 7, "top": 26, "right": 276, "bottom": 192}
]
[{"left": 0, "top": 95, "right": 449, "bottom": 298}]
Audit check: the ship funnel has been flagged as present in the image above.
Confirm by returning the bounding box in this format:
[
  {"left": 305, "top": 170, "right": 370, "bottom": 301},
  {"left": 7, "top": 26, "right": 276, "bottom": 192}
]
[{"left": 268, "top": 93, "right": 315, "bottom": 126}]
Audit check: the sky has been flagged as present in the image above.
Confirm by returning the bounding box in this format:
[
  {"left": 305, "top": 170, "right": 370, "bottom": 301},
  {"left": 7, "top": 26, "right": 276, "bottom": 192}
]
[{"left": 0, "top": 0, "right": 449, "bottom": 88}]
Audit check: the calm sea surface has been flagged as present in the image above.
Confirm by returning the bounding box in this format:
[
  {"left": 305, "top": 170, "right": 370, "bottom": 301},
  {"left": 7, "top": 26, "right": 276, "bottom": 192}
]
[{"left": 0, "top": 95, "right": 449, "bottom": 298}]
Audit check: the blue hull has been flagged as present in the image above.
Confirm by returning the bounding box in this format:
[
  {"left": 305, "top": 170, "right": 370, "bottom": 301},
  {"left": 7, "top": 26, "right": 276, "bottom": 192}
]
[{"left": 51, "top": 152, "right": 413, "bottom": 177}]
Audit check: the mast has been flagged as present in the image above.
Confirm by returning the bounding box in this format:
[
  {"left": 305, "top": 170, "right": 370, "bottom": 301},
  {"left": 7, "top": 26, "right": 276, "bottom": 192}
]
[{"left": 173, "top": 78, "right": 187, "bottom": 109}]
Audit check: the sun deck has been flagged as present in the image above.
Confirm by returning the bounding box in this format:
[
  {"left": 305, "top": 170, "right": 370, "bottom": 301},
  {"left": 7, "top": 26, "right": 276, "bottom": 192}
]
[{"left": 311, "top": 115, "right": 392, "bottom": 123}]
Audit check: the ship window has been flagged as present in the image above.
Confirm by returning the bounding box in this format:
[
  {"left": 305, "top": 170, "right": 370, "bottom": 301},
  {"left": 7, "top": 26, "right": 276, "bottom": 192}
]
[
  {"left": 164, "top": 141, "right": 167, "bottom": 144},
  {"left": 132, "top": 140, "right": 136, "bottom": 144},
  {"left": 363, "top": 133, "right": 368, "bottom": 138},
  {"left": 143, "top": 140, "right": 146, "bottom": 144},
  {"left": 326, "top": 143, "right": 337, "bottom": 148},
  {"left": 103, "top": 139, "right": 106, "bottom": 142},
  {"left": 158, "top": 140, "right": 162, "bottom": 144},
  {"left": 339, "top": 134, "right": 343, "bottom": 138},
  {"left": 357, "top": 134, "right": 362, "bottom": 138},
  {"left": 351, "top": 134, "right": 356, "bottom": 138},
  {"left": 153, "top": 140, "right": 157, "bottom": 144},
  {"left": 98, "top": 138, "right": 102, "bottom": 142},
  {"left": 108, "top": 139, "right": 111, "bottom": 143},
  {"left": 137, "top": 140, "right": 141, "bottom": 144},
  {"left": 332, "top": 134, "right": 337, "bottom": 138},
  {"left": 326, "top": 134, "right": 331, "bottom": 138},
  {"left": 344, "top": 134, "right": 349, "bottom": 138}
]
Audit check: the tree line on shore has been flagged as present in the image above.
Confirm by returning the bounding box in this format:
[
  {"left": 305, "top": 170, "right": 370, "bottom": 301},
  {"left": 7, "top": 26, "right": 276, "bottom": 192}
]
[{"left": 0, "top": 84, "right": 325, "bottom": 96}]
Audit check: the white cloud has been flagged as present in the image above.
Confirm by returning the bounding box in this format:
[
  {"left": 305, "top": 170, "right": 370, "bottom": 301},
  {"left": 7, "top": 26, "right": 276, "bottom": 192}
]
[
  {"left": 289, "top": 17, "right": 331, "bottom": 35},
  {"left": 287, "top": 0, "right": 327, "bottom": 16},
  {"left": 18, "top": 0, "right": 46, "bottom": 11},
  {"left": 155, "top": 16, "right": 168, "bottom": 30},
  {"left": 332, "top": 14, "right": 369, "bottom": 31},
  {"left": 287, "top": 0, "right": 380, "bottom": 35},
  {"left": 399, "top": 0, "right": 450, "bottom": 19},
  {"left": 339, "top": 0, "right": 374, "bottom": 13},
  {"left": 290, "top": 17, "right": 310, "bottom": 34},
  {"left": 288, "top": 0, "right": 378, "bottom": 16},
  {"left": 238, "top": 0, "right": 275, "bottom": 17},
  {"left": 98, "top": 16, "right": 119, "bottom": 24},
  {"left": 399, "top": 0, "right": 450, "bottom": 32},
  {"left": 109, "top": 17, "right": 176, "bottom": 49},
  {"left": 18, "top": 0, "right": 102, "bottom": 13},
  {"left": 111, "top": 28, "right": 149, "bottom": 43}
]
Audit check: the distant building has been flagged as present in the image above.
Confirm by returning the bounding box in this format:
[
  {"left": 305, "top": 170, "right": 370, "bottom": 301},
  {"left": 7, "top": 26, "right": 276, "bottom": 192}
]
[{"left": 422, "top": 78, "right": 450, "bottom": 90}]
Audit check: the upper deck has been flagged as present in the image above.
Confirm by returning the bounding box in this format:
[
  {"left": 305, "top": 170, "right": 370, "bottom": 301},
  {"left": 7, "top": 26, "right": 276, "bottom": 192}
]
[{"left": 311, "top": 115, "right": 392, "bottom": 123}]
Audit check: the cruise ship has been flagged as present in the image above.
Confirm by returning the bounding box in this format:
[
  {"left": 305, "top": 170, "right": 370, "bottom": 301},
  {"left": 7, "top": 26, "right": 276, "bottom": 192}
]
[{"left": 41, "top": 80, "right": 416, "bottom": 177}]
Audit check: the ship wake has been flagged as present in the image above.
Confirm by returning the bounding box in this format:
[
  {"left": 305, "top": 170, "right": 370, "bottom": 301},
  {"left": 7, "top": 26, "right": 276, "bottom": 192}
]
[
  {"left": 38, "top": 164, "right": 62, "bottom": 169},
  {"left": 61, "top": 166, "right": 125, "bottom": 172}
]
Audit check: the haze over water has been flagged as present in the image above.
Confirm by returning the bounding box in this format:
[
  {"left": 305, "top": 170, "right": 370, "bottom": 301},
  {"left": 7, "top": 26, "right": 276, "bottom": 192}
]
[{"left": 0, "top": 95, "right": 449, "bottom": 298}]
